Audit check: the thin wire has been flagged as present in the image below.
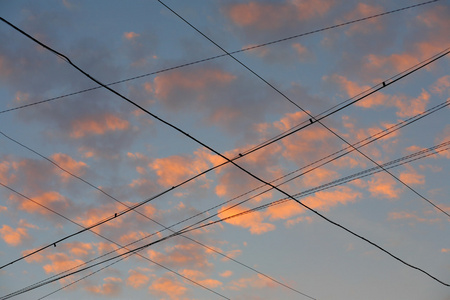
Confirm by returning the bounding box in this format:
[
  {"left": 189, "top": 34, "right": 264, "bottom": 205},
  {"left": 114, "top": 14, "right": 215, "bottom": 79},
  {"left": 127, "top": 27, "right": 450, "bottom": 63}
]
[
  {"left": 157, "top": 0, "right": 450, "bottom": 286},
  {"left": 0, "top": 0, "right": 441, "bottom": 115},
  {"left": 0, "top": 130, "right": 310, "bottom": 298},
  {"left": 0, "top": 20, "right": 442, "bottom": 271},
  {"left": 8, "top": 139, "right": 449, "bottom": 299},
  {"left": 2, "top": 15, "right": 449, "bottom": 286},
  {"left": 0, "top": 184, "right": 230, "bottom": 300},
  {"left": 156, "top": 0, "right": 450, "bottom": 219}
]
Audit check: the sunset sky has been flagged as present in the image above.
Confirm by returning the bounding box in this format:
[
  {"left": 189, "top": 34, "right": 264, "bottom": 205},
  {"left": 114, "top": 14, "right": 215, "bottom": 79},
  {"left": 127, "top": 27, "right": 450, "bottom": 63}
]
[{"left": 0, "top": 0, "right": 449, "bottom": 299}]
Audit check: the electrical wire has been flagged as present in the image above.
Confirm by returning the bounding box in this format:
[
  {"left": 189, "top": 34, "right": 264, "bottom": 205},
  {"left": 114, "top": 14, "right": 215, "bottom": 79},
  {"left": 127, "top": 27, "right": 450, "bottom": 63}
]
[
  {"left": 0, "top": 0, "right": 441, "bottom": 115},
  {"left": 2, "top": 12, "right": 449, "bottom": 287},
  {"left": 0, "top": 133, "right": 310, "bottom": 298},
  {"left": 6, "top": 138, "right": 448, "bottom": 299},
  {"left": 156, "top": 0, "right": 450, "bottom": 220},
  {"left": 0, "top": 35, "right": 446, "bottom": 271}
]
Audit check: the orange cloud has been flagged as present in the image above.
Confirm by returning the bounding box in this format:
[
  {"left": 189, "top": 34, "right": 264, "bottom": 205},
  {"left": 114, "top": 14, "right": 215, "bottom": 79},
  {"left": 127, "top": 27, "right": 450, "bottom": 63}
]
[
  {"left": 302, "top": 168, "right": 338, "bottom": 188},
  {"left": 228, "top": 274, "right": 277, "bottom": 291},
  {"left": 149, "top": 276, "right": 187, "bottom": 299},
  {"left": 179, "top": 269, "right": 222, "bottom": 288},
  {"left": 399, "top": 168, "right": 425, "bottom": 186},
  {"left": 43, "top": 253, "right": 84, "bottom": 274},
  {"left": 70, "top": 113, "right": 129, "bottom": 138},
  {"left": 127, "top": 269, "right": 150, "bottom": 288},
  {"left": 147, "top": 243, "right": 212, "bottom": 269},
  {"left": 431, "top": 75, "right": 450, "bottom": 96},
  {"left": 85, "top": 277, "right": 122, "bottom": 296},
  {"left": 367, "top": 173, "right": 401, "bottom": 199},
  {"left": 226, "top": 1, "right": 334, "bottom": 29},
  {"left": 74, "top": 202, "right": 124, "bottom": 231},
  {"left": 0, "top": 161, "right": 16, "bottom": 185},
  {"left": 218, "top": 205, "right": 275, "bottom": 235},
  {"left": 18, "top": 191, "right": 69, "bottom": 215},
  {"left": 65, "top": 242, "right": 94, "bottom": 257},
  {"left": 220, "top": 270, "right": 233, "bottom": 278},
  {"left": 0, "top": 225, "right": 29, "bottom": 246},
  {"left": 50, "top": 153, "right": 88, "bottom": 181},
  {"left": 150, "top": 154, "right": 209, "bottom": 188},
  {"left": 343, "top": 3, "right": 384, "bottom": 35},
  {"left": 123, "top": 31, "right": 140, "bottom": 40},
  {"left": 395, "top": 89, "right": 430, "bottom": 118},
  {"left": 388, "top": 211, "right": 440, "bottom": 224}
]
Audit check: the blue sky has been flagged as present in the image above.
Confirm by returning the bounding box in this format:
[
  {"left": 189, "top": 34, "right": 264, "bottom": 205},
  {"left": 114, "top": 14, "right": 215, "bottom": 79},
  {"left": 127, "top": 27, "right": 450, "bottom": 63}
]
[{"left": 0, "top": 0, "right": 449, "bottom": 299}]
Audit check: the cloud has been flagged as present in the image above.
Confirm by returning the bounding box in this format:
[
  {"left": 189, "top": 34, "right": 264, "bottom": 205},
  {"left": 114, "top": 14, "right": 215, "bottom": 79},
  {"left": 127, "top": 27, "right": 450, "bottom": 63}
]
[
  {"left": 149, "top": 276, "right": 188, "bottom": 300},
  {"left": 228, "top": 274, "right": 277, "bottom": 291},
  {"left": 50, "top": 153, "right": 88, "bottom": 181},
  {"left": 179, "top": 269, "right": 222, "bottom": 288},
  {"left": 43, "top": 253, "right": 85, "bottom": 274},
  {"left": 399, "top": 168, "right": 425, "bottom": 186},
  {"left": 225, "top": 0, "right": 335, "bottom": 30},
  {"left": 388, "top": 211, "right": 440, "bottom": 224},
  {"left": 127, "top": 269, "right": 150, "bottom": 288},
  {"left": 218, "top": 205, "right": 275, "bottom": 235},
  {"left": 147, "top": 242, "right": 212, "bottom": 269},
  {"left": 431, "top": 75, "right": 450, "bottom": 96},
  {"left": 367, "top": 173, "right": 401, "bottom": 199},
  {"left": 70, "top": 113, "right": 130, "bottom": 138},
  {"left": 343, "top": 3, "right": 384, "bottom": 35},
  {"left": 123, "top": 32, "right": 140, "bottom": 40},
  {"left": 17, "top": 191, "right": 70, "bottom": 215},
  {"left": 220, "top": 270, "right": 233, "bottom": 278},
  {"left": 0, "top": 225, "right": 30, "bottom": 246},
  {"left": 0, "top": 160, "right": 16, "bottom": 185},
  {"left": 85, "top": 277, "right": 122, "bottom": 296}
]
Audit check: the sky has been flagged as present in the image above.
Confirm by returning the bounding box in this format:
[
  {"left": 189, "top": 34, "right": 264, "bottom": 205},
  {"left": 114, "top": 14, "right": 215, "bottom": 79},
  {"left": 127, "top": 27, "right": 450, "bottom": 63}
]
[{"left": 0, "top": 0, "right": 449, "bottom": 299}]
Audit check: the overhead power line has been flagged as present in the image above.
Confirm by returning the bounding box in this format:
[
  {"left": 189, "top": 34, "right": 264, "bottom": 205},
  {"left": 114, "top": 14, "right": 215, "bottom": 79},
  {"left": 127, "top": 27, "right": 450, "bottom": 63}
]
[
  {"left": 9, "top": 97, "right": 448, "bottom": 299},
  {"left": 156, "top": 0, "right": 450, "bottom": 219},
  {"left": 7, "top": 137, "right": 448, "bottom": 299},
  {"left": 0, "top": 133, "right": 310, "bottom": 298},
  {"left": 2, "top": 13, "right": 449, "bottom": 287},
  {"left": 0, "top": 0, "right": 441, "bottom": 115}
]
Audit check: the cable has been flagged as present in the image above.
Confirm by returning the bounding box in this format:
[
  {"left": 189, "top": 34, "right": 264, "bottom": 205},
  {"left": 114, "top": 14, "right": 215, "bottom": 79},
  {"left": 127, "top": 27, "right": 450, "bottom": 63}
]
[
  {"left": 157, "top": 0, "right": 450, "bottom": 285},
  {"left": 0, "top": 0, "right": 441, "bottom": 115},
  {"left": 2, "top": 16, "right": 449, "bottom": 286},
  {"left": 0, "top": 183, "right": 230, "bottom": 300},
  {"left": 7, "top": 138, "right": 449, "bottom": 299},
  {"left": 0, "top": 130, "right": 310, "bottom": 298},
  {"left": 156, "top": 0, "right": 450, "bottom": 219}
]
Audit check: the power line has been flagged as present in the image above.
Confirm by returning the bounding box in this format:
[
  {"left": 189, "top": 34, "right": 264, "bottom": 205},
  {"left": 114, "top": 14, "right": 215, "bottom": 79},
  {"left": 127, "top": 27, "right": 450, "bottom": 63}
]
[
  {"left": 156, "top": 0, "right": 450, "bottom": 220},
  {"left": 2, "top": 15, "right": 449, "bottom": 287},
  {"left": 0, "top": 183, "right": 230, "bottom": 300},
  {"left": 0, "top": 21, "right": 442, "bottom": 271},
  {"left": 157, "top": 0, "right": 450, "bottom": 285},
  {"left": 0, "top": 130, "right": 311, "bottom": 298},
  {"left": 0, "top": 0, "right": 441, "bottom": 115},
  {"left": 8, "top": 98, "right": 447, "bottom": 299},
  {"left": 7, "top": 138, "right": 449, "bottom": 299}
]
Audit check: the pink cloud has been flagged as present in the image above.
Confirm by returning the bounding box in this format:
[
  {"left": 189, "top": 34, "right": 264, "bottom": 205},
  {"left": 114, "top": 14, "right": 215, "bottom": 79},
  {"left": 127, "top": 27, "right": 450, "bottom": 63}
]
[
  {"left": 149, "top": 276, "right": 187, "bottom": 299},
  {"left": 17, "top": 191, "right": 69, "bottom": 215},
  {"left": 218, "top": 205, "right": 275, "bottom": 235},
  {"left": 226, "top": 1, "right": 335, "bottom": 30},
  {"left": 367, "top": 173, "right": 401, "bottom": 199},
  {"left": 0, "top": 225, "right": 29, "bottom": 246},
  {"left": 228, "top": 274, "right": 277, "bottom": 291},
  {"left": 43, "top": 253, "right": 85, "bottom": 274},
  {"left": 50, "top": 153, "right": 88, "bottom": 181},
  {"left": 127, "top": 269, "right": 150, "bottom": 288},
  {"left": 431, "top": 75, "right": 450, "bottom": 96},
  {"left": 123, "top": 31, "right": 140, "bottom": 40},
  {"left": 85, "top": 277, "right": 122, "bottom": 296},
  {"left": 70, "top": 113, "right": 130, "bottom": 138},
  {"left": 147, "top": 243, "right": 212, "bottom": 269}
]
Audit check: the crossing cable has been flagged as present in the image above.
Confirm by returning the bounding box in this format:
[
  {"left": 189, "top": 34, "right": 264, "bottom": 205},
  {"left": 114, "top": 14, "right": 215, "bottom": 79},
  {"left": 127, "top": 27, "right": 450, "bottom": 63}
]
[
  {"left": 0, "top": 131, "right": 310, "bottom": 299},
  {"left": 158, "top": 0, "right": 450, "bottom": 284},
  {"left": 0, "top": 46, "right": 446, "bottom": 271},
  {"left": 7, "top": 138, "right": 449, "bottom": 300},
  {"left": 7, "top": 99, "right": 448, "bottom": 299},
  {"left": 2, "top": 16, "right": 449, "bottom": 286},
  {"left": 156, "top": 0, "right": 450, "bottom": 220},
  {"left": 39, "top": 138, "right": 450, "bottom": 300},
  {"left": 0, "top": 183, "right": 230, "bottom": 300},
  {"left": 0, "top": 0, "right": 442, "bottom": 115}
]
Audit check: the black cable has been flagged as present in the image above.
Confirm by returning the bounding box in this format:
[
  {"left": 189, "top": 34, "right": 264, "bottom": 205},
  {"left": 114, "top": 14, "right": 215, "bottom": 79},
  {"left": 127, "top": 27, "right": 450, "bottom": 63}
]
[
  {"left": 156, "top": 0, "right": 450, "bottom": 219},
  {"left": 0, "top": 130, "right": 310, "bottom": 298},
  {"left": 2, "top": 15, "right": 449, "bottom": 287},
  {"left": 0, "top": 183, "right": 230, "bottom": 300},
  {"left": 8, "top": 139, "right": 449, "bottom": 299},
  {"left": 157, "top": 0, "right": 450, "bottom": 285},
  {"left": 0, "top": 0, "right": 441, "bottom": 115}
]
